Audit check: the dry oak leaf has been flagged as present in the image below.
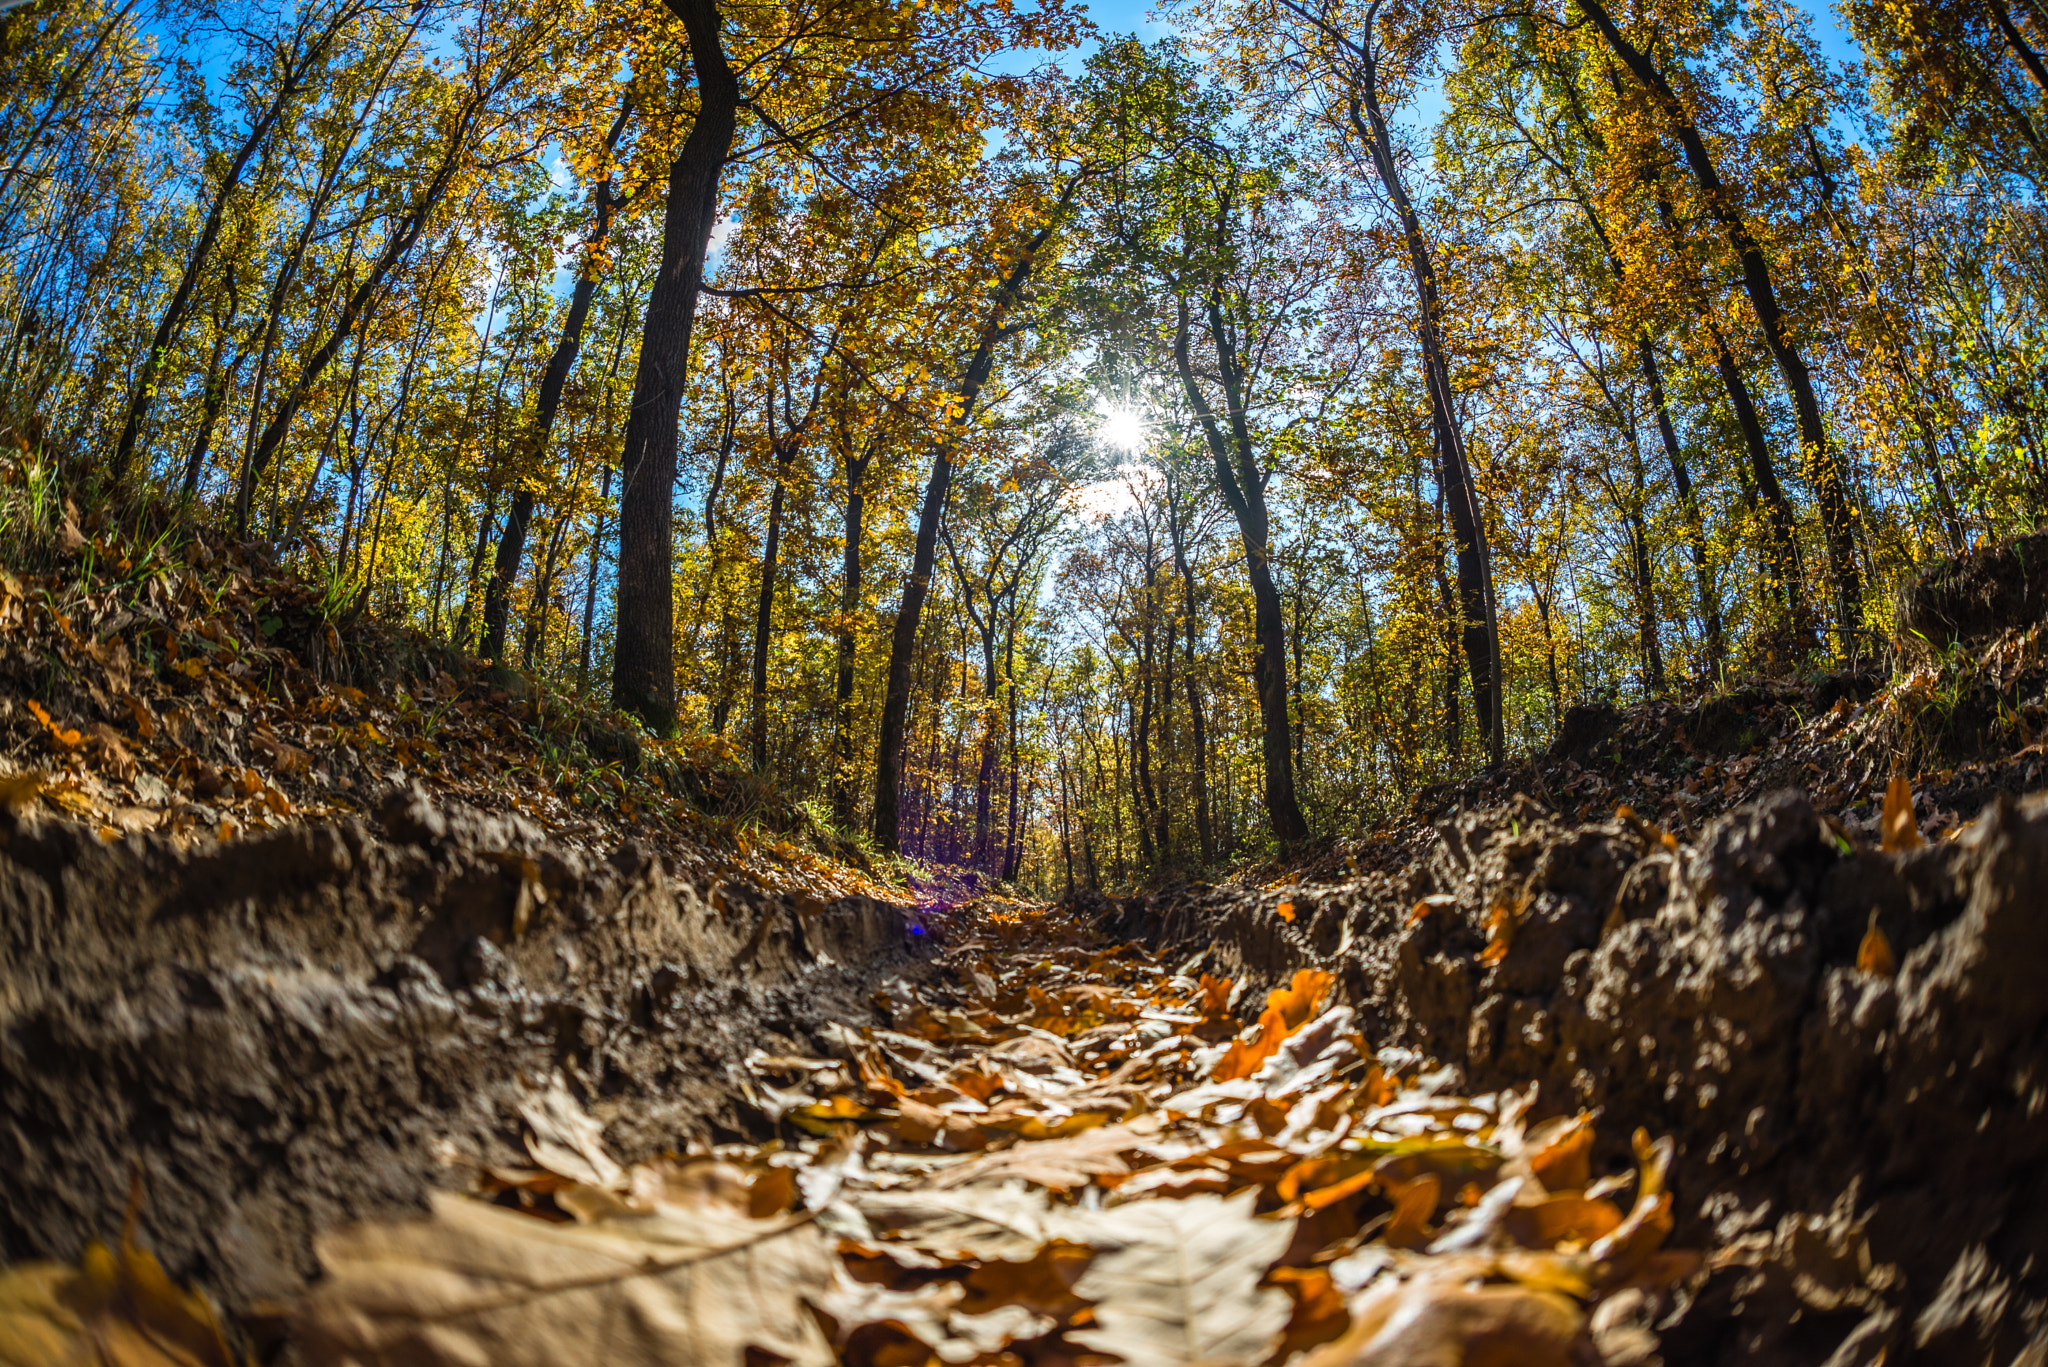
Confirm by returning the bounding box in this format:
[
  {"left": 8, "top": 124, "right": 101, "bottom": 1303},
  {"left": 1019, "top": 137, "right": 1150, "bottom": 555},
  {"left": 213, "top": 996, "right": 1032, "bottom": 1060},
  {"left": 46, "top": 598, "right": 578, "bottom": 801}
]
[
  {"left": 1298, "top": 1276, "right": 1584, "bottom": 1367},
  {"left": 295, "top": 1192, "right": 836, "bottom": 1367},
  {"left": 1881, "top": 773, "right": 1924, "bottom": 854},
  {"left": 1069, "top": 1190, "right": 1294, "bottom": 1367},
  {"left": 1213, "top": 971, "right": 1336, "bottom": 1083},
  {"left": 0, "top": 1239, "right": 237, "bottom": 1367},
  {"left": 931, "top": 1122, "right": 1146, "bottom": 1191},
  {"left": 517, "top": 1074, "right": 625, "bottom": 1190},
  {"left": 849, "top": 1186, "right": 1087, "bottom": 1263}
]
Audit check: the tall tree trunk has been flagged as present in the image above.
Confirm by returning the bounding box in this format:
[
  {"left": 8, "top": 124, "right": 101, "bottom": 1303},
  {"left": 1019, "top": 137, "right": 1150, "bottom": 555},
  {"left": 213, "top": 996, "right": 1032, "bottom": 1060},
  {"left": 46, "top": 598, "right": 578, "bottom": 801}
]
[
  {"left": 579, "top": 460, "right": 613, "bottom": 691},
  {"left": 1175, "top": 560, "right": 1215, "bottom": 865},
  {"left": 1638, "top": 341, "right": 1724, "bottom": 678},
  {"left": 482, "top": 102, "right": 630, "bottom": 664},
  {"left": 1708, "top": 325, "right": 1805, "bottom": 615},
  {"left": 1581, "top": 0, "right": 1862, "bottom": 646},
  {"left": 871, "top": 191, "right": 1078, "bottom": 853},
  {"left": 830, "top": 449, "right": 872, "bottom": 829},
  {"left": 1172, "top": 293, "right": 1311, "bottom": 844},
  {"left": 1343, "top": 51, "right": 1502, "bottom": 762},
  {"left": 749, "top": 450, "right": 792, "bottom": 770},
  {"left": 611, "top": 0, "right": 740, "bottom": 732},
  {"left": 1624, "top": 441, "right": 1665, "bottom": 693}
]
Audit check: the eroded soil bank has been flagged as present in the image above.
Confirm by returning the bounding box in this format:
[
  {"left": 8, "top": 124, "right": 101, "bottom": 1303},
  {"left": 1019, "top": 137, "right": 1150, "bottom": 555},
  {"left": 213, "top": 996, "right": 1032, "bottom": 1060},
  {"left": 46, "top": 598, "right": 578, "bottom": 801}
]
[
  {"left": 1095, "top": 789, "right": 2048, "bottom": 1365},
  {"left": 0, "top": 787, "right": 924, "bottom": 1313}
]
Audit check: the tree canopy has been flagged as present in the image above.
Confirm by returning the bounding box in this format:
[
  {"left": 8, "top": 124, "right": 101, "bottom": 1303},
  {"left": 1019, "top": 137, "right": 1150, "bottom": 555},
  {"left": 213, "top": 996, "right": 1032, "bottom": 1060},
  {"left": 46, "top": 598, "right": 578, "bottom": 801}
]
[{"left": 5, "top": 0, "right": 2046, "bottom": 884}]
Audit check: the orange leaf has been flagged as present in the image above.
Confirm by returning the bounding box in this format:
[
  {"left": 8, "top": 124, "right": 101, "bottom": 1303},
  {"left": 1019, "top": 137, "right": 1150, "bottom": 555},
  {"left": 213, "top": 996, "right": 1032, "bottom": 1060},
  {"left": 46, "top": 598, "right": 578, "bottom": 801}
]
[
  {"left": 1382, "top": 1171, "right": 1441, "bottom": 1249},
  {"left": 1857, "top": 917, "right": 1896, "bottom": 977},
  {"left": 1881, "top": 773, "right": 1924, "bottom": 853},
  {"left": 1275, "top": 900, "right": 1296, "bottom": 923},
  {"left": 1211, "top": 970, "right": 1336, "bottom": 1082},
  {"left": 25, "top": 700, "right": 84, "bottom": 752}
]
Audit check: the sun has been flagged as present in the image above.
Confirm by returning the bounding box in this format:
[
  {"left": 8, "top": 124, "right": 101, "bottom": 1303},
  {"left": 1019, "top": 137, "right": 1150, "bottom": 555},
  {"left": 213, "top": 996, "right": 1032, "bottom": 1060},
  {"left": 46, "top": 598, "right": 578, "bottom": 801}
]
[{"left": 1097, "top": 406, "right": 1147, "bottom": 453}]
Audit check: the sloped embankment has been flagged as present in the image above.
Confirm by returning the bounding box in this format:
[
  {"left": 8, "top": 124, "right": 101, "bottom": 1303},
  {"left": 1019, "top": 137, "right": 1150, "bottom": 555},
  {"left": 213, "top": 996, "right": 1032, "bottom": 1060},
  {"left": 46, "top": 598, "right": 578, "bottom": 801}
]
[
  {"left": 0, "top": 787, "right": 922, "bottom": 1314},
  {"left": 1095, "top": 790, "right": 2048, "bottom": 1365}
]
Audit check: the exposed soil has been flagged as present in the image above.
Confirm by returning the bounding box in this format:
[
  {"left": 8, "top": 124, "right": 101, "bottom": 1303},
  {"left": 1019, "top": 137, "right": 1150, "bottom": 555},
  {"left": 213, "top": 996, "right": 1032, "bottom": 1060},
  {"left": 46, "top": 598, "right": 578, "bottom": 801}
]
[
  {"left": 0, "top": 786, "right": 925, "bottom": 1316},
  {"left": 1094, "top": 788, "right": 2048, "bottom": 1365}
]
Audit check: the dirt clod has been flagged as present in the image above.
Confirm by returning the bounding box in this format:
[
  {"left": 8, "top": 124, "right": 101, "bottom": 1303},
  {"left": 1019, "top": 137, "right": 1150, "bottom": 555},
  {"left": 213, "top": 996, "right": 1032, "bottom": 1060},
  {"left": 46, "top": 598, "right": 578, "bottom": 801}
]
[{"left": 1108, "top": 788, "right": 2048, "bottom": 1366}]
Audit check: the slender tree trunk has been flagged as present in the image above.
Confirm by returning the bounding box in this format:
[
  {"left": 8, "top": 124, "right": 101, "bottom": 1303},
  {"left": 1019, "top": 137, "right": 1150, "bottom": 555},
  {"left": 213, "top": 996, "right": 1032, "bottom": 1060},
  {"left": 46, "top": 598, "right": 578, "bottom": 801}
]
[
  {"left": 578, "top": 460, "right": 614, "bottom": 692},
  {"left": 973, "top": 639, "right": 998, "bottom": 872},
  {"left": 871, "top": 194, "right": 1076, "bottom": 853},
  {"left": 1168, "top": 525, "right": 1215, "bottom": 865},
  {"left": 830, "top": 450, "right": 871, "bottom": 829},
  {"left": 1345, "top": 60, "right": 1502, "bottom": 762},
  {"left": 1581, "top": 0, "right": 1861, "bottom": 645},
  {"left": 482, "top": 102, "right": 630, "bottom": 664},
  {"left": 1708, "top": 325, "right": 1805, "bottom": 616},
  {"left": 1624, "top": 442, "right": 1665, "bottom": 693},
  {"left": 1172, "top": 294, "right": 1310, "bottom": 844},
  {"left": 749, "top": 450, "right": 792, "bottom": 770},
  {"left": 1638, "top": 340, "right": 1724, "bottom": 678},
  {"left": 611, "top": 0, "right": 740, "bottom": 732}
]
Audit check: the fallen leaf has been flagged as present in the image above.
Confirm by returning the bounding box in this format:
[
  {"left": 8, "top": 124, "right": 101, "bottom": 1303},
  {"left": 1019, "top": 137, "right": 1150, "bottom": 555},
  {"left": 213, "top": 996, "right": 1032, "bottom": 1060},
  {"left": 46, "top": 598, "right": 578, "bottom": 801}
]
[
  {"left": 296, "top": 1192, "right": 837, "bottom": 1366},
  {"left": 1275, "top": 900, "right": 1297, "bottom": 923},
  {"left": 0, "top": 771, "right": 42, "bottom": 812},
  {"left": 25, "top": 700, "right": 85, "bottom": 753},
  {"left": 0, "top": 1238, "right": 237, "bottom": 1367},
  {"left": 1857, "top": 914, "right": 1896, "bottom": 977},
  {"left": 1070, "top": 1190, "right": 1294, "bottom": 1367},
  {"left": 517, "top": 1074, "right": 624, "bottom": 1190},
  {"left": 1881, "top": 773, "right": 1924, "bottom": 853},
  {"left": 1299, "top": 1276, "right": 1584, "bottom": 1367},
  {"left": 1213, "top": 970, "right": 1336, "bottom": 1082},
  {"left": 931, "top": 1123, "right": 1140, "bottom": 1191}
]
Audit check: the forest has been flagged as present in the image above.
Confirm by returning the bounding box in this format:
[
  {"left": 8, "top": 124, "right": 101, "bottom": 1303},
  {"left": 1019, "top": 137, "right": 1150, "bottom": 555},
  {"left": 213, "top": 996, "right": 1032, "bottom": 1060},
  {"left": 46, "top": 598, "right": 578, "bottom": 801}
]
[
  {"left": 8, "top": 0, "right": 2046, "bottom": 892},
  {"left": 7, "top": 0, "right": 2048, "bottom": 1354}
]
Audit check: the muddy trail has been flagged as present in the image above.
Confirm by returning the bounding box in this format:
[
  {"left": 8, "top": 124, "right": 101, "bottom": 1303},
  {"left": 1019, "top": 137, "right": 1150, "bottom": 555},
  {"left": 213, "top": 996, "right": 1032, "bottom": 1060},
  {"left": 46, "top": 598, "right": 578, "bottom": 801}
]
[
  {"left": 5, "top": 773, "right": 2046, "bottom": 1367},
  {"left": 1, "top": 792, "right": 1699, "bottom": 1367}
]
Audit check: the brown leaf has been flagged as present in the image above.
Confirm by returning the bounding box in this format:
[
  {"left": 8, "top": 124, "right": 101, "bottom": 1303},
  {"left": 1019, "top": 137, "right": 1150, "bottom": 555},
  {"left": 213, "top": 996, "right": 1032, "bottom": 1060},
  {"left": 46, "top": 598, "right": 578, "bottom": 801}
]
[
  {"left": 517, "top": 1074, "right": 624, "bottom": 1190},
  {"left": 298, "top": 1193, "right": 837, "bottom": 1367},
  {"left": 25, "top": 700, "right": 85, "bottom": 753},
  {"left": 1299, "top": 1277, "right": 1584, "bottom": 1367},
  {"left": 0, "top": 1238, "right": 237, "bottom": 1367},
  {"left": 1857, "top": 914, "right": 1897, "bottom": 977},
  {"left": 1069, "top": 1190, "right": 1294, "bottom": 1367},
  {"left": 0, "top": 771, "right": 43, "bottom": 812},
  {"left": 930, "top": 1123, "right": 1140, "bottom": 1191},
  {"left": 1213, "top": 970, "right": 1336, "bottom": 1082},
  {"left": 1881, "top": 773, "right": 1924, "bottom": 853}
]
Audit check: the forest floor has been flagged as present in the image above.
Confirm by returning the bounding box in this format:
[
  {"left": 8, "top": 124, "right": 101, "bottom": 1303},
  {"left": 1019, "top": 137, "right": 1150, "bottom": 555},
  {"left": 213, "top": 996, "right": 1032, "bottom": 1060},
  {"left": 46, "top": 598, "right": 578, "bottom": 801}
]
[{"left": 2, "top": 500, "right": 2047, "bottom": 1366}]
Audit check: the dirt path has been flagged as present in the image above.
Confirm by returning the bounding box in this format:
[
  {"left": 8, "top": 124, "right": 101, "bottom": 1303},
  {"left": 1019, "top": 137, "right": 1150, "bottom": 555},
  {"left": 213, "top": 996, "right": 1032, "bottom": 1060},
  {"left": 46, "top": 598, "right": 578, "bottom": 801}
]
[
  {"left": 5, "top": 785, "right": 2047, "bottom": 1367},
  {"left": 5, "top": 872, "right": 1693, "bottom": 1367}
]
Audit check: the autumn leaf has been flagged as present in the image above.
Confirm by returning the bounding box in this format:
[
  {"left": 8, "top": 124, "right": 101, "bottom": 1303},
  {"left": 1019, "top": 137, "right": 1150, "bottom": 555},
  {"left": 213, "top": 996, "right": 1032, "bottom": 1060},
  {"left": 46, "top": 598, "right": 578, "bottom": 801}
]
[
  {"left": 1881, "top": 773, "right": 1924, "bottom": 853},
  {"left": 1299, "top": 1276, "right": 1585, "bottom": 1367},
  {"left": 1069, "top": 1191, "right": 1294, "bottom": 1367},
  {"left": 0, "top": 1239, "right": 237, "bottom": 1367},
  {"left": 930, "top": 1122, "right": 1142, "bottom": 1190},
  {"left": 1857, "top": 913, "right": 1897, "bottom": 977},
  {"left": 0, "top": 771, "right": 43, "bottom": 812},
  {"left": 1213, "top": 970, "right": 1336, "bottom": 1082},
  {"left": 296, "top": 1192, "right": 838, "bottom": 1367},
  {"left": 25, "top": 700, "right": 84, "bottom": 753}
]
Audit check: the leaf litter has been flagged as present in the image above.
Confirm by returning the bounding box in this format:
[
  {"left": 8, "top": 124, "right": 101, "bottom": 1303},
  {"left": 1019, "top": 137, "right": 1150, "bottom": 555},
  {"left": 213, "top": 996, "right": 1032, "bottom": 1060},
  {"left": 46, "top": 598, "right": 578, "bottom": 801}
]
[{"left": 275, "top": 898, "right": 1695, "bottom": 1366}]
